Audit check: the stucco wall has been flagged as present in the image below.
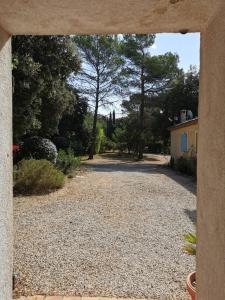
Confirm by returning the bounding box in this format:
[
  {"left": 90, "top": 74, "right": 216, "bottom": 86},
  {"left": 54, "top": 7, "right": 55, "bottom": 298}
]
[
  {"left": 0, "top": 0, "right": 221, "bottom": 35},
  {"left": 0, "top": 27, "right": 12, "bottom": 300},
  {"left": 170, "top": 123, "right": 198, "bottom": 158},
  {"left": 197, "top": 7, "right": 225, "bottom": 300}
]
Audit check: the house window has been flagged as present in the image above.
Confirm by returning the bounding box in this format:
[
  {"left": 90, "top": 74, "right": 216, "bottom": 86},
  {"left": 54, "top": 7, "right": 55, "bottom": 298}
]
[{"left": 181, "top": 132, "right": 188, "bottom": 152}]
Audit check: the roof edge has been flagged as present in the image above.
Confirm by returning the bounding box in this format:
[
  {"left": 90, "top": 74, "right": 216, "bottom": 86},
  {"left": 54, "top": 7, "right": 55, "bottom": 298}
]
[{"left": 168, "top": 117, "right": 198, "bottom": 131}]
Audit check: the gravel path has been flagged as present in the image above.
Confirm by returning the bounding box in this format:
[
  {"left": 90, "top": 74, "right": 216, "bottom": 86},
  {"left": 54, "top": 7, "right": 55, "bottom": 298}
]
[{"left": 14, "top": 154, "right": 196, "bottom": 299}]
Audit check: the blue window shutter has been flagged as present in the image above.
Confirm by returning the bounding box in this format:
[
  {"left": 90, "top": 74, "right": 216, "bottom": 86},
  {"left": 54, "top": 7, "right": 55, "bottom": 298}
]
[{"left": 181, "top": 132, "right": 188, "bottom": 152}]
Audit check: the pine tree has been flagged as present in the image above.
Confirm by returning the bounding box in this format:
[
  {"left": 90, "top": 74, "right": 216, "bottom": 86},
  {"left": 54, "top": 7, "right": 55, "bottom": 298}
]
[
  {"left": 113, "top": 110, "right": 116, "bottom": 125},
  {"left": 73, "top": 35, "right": 123, "bottom": 159}
]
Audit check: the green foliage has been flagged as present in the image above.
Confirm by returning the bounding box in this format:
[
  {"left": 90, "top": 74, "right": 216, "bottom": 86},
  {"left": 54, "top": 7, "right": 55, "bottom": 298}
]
[
  {"left": 52, "top": 136, "right": 70, "bottom": 151},
  {"left": 23, "top": 136, "right": 58, "bottom": 163},
  {"left": 119, "top": 67, "right": 199, "bottom": 153},
  {"left": 70, "top": 140, "right": 86, "bottom": 156},
  {"left": 106, "top": 111, "right": 116, "bottom": 139},
  {"left": 56, "top": 149, "right": 80, "bottom": 175},
  {"left": 12, "top": 34, "right": 199, "bottom": 162},
  {"left": 58, "top": 92, "right": 89, "bottom": 154},
  {"left": 158, "top": 67, "right": 199, "bottom": 123},
  {"left": 112, "top": 127, "right": 128, "bottom": 152},
  {"left": 119, "top": 34, "right": 180, "bottom": 158},
  {"left": 183, "top": 232, "right": 197, "bottom": 255},
  {"left": 12, "top": 36, "right": 80, "bottom": 141},
  {"left": 147, "top": 142, "right": 164, "bottom": 154},
  {"left": 104, "top": 139, "right": 116, "bottom": 151},
  {"left": 14, "top": 159, "right": 65, "bottom": 195},
  {"left": 174, "top": 156, "right": 197, "bottom": 177},
  {"left": 95, "top": 125, "right": 107, "bottom": 154},
  {"left": 73, "top": 35, "right": 123, "bottom": 159}
]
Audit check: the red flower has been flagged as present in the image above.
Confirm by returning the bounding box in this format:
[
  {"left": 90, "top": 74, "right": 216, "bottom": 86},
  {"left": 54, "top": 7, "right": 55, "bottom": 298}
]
[{"left": 13, "top": 144, "right": 21, "bottom": 153}]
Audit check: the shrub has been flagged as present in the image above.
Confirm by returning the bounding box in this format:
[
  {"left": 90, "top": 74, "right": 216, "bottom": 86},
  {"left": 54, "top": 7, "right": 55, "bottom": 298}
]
[
  {"left": 52, "top": 136, "right": 69, "bottom": 151},
  {"left": 117, "top": 142, "right": 127, "bottom": 153},
  {"left": 169, "top": 156, "right": 175, "bottom": 169},
  {"left": 56, "top": 149, "right": 80, "bottom": 175},
  {"left": 169, "top": 156, "right": 197, "bottom": 177},
  {"left": 71, "top": 140, "right": 86, "bottom": 156},
  {"left": 14, "top": 159, "right": 65, "bottom": 195},
  {"left": 23, "top": 136, "right": 58, "bottom": 163},
  {"left": 104, "top": 139, "right": 116, "bottom": 152},
  {"left": 175, "top": 156, "right": 197, "bottom": 177}
]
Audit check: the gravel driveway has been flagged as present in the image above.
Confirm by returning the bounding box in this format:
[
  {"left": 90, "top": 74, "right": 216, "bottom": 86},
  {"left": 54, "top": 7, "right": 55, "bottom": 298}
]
[{"left": 14, "top": 154, "right": 196, "bottom": 299}]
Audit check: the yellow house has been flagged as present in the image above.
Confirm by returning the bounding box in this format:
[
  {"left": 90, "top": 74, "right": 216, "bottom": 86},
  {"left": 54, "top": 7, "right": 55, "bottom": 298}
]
[{"left": 169, "top": 117, "right": 198, "bottom": 159}]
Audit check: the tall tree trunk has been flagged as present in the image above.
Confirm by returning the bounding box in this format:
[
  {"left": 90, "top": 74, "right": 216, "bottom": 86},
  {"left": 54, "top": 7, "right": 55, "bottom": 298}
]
[
  {"left": 89, "top": 77, "right": 99, "bottom": 160},
  {"left": 138, "top": 69, "right": 145, "bottom": 160}
]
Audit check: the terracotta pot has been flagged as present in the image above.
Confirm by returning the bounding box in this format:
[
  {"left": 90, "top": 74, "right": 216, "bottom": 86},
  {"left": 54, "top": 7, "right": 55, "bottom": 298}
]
[{"left": 186, "top": 271, "right": 196, "bottom": 300}]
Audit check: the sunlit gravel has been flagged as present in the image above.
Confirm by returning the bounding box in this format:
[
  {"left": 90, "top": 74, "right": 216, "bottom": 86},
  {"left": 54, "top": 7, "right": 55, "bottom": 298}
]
[{"left": 14, "top": 156, "right": 196, "bottom": 299}]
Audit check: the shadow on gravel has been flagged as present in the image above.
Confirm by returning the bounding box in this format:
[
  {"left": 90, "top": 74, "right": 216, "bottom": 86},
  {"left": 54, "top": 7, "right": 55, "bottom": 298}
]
[
  {"left": 184, "top": 208, "right": 197, "bottom": 224},
  {"left": 85, "top": 160, "right": 196, "bottom": 195},
  {"left": 99, "top": 152, "right": 159, "bottom": 162}
]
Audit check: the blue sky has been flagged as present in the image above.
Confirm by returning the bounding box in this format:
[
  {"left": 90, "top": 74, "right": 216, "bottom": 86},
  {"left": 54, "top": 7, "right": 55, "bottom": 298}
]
[
  {"left": 101, "top": 33, "right": 200, "bottom": 115},
  {"left": 150, "top": 33, "right": 200, "bottom": 71}
]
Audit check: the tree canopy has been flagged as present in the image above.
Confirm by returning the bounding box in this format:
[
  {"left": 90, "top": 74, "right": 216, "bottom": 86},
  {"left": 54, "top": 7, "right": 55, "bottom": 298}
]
[
  {"left": 72, "top": 35, "right": 123, "bottom": 159},
  {"left": 12, "top": 36, "right": 80, "bottom": 141},
  {"left": 119, "top": 34, "right": 180, "bottom": 158},
  {"left": 12, "top": 34, "right": 199, "bottom": 159}
]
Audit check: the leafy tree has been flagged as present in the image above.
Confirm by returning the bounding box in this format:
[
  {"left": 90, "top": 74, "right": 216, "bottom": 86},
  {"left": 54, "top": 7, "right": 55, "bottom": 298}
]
[
  {"left": 120, "top": 34, "right": 180, "bottom": 158},
  {"left": 12, "top": 36, "right": 80, "bottom": 141},
  {"left": 159, "top": 67, "right": 199, "bottom": 121},
  {"left": 149, "top": 67, "right": 199, "bottom": 148},
  {"left": 72, "top": 35, "right": 123, "bottom": 159},
  {"left": 58, "top": 88, "right": 89, "bottom": 154},
  {"left": 112, "top": 127, "right": 127, "bottom": 152}
]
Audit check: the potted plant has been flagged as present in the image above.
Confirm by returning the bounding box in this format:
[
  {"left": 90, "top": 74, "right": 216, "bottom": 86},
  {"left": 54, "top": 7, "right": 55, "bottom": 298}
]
[{"left": 183, "top": 232, "right": 197, "bottom": 300}]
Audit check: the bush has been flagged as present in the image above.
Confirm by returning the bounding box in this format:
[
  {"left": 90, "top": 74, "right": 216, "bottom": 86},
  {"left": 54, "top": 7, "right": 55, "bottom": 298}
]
[
  {"left": 104, "top": 139, "right": 116, "bottom": 152},
  {"left": 52, "top": 136, "right": 69, "bottom": 151},
  {"left": 23, "top": 136, "right": 58, "bottom": 163},
  {"left": 56, "top": 149, "right": 80, "bottom": 175},
  {"left": 172, "top": 156, "right": 197, "bottom": 177},
  {"left": 117, "top": 142, "right": 127, "bottom": 153},
  {"left": 14, "top": 159, "right": 65, "bottom": 195},
  {"left": 71, "top": 140, "right": 86, "bottom": 156},
  {"left": 169, "top": 156, "right": 175, "bottom": 169}
]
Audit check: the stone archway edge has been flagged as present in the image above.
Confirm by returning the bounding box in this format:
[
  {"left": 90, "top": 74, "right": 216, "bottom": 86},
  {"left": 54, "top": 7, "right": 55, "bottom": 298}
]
[{"left": 14, "top": 297, "right": 159, "bottom": 300}]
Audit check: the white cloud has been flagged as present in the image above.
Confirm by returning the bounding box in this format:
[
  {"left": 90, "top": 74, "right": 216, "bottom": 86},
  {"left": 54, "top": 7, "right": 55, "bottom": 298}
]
[{"left": 151, "top": 43, "right": 157, "bottom": 49}]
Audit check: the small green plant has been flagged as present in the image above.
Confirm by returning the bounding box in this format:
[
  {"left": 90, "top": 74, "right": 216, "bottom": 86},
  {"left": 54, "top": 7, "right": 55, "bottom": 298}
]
[
  {"left": 183, "top": 232, "right": 197, "bottom": 255},
  {"left": 56, "top": 149, "right": 80, "bottom": 175},
  {"left": 14, "top": 159, "right": 65, "bottom": 195}
]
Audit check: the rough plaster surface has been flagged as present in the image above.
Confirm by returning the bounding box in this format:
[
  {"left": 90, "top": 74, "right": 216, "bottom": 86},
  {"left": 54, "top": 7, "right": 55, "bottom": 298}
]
[
  {"left": 197, "top": 7, "right": 225, "bottom": 300},
  {"left": 0, "top": 0, "right": 221, "bottom": 35},
  {"left": 0, "top": 27, "right": 12, "bottom": 300}
]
